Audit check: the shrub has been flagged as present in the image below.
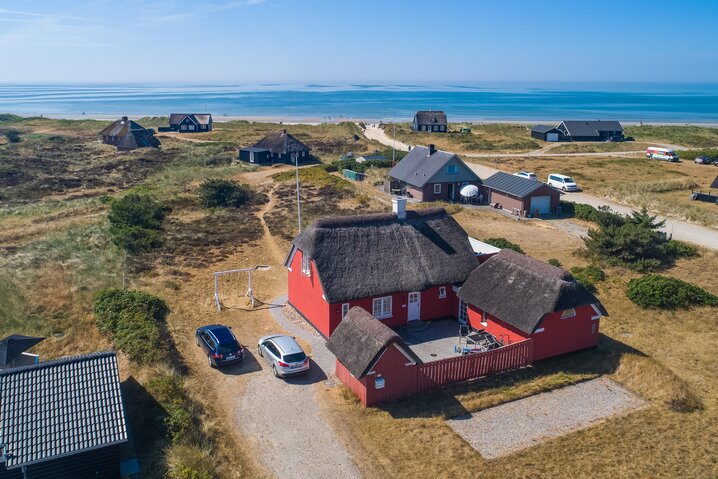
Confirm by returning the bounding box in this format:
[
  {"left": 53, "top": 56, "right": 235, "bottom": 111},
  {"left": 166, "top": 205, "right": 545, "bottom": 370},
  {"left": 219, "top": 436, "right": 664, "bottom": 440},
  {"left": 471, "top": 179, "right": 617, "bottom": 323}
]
[
  {"left": 108, "top": 194, "right": 166, "bottom": 254},
  {"left": 198, "top": 179, "right": 253, "bottom": 208},
  {"left": 665, "top": 240, "right": 698, "bottom": 259},
  {"left": 626, "top": 274, "right": 718, "bottom": 309},
  {"left": 165, "top": 404, "right": 193, "bottom": 443},
  {"left": 547, "top": 258, "right": 562, "bottom": 267},
  {"left": 93, "top": 289, "right": 169, "bottom": 363},
  {"left": 570, "top": 264, "right": 606, "bottom": 293},
  {"left": 322, "top": 163, "right": 338, "bottom": 173},
  {"left": 484, "top": 237, "right": 524, "bottom": 254},
  {"left": 3, "top": 129, "right": 21, "bottom": 143},
  {"left": 166, "top": 444, "right": 216, "bottom": 479},
  {"left": 147, "top": 372, "right": 185, "bottom": 406}
]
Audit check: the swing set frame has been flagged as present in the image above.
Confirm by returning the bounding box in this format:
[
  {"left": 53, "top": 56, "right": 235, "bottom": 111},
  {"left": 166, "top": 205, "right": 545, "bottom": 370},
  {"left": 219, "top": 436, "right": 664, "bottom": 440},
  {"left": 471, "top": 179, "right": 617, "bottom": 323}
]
[{"left": 213, "top": 265, "right": 271, "bottom": 311}]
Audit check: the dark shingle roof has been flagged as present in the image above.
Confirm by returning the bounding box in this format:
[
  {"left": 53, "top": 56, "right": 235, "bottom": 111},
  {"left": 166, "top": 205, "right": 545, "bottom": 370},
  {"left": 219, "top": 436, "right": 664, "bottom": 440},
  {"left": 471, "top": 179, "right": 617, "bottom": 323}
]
[
  {"left": 711, "top": 175, "right": 718, "bottom": 189},
  {"left": 326, "top": 307, "right": 421, "bottom": 378},
  {"left": 252, "top": 130, "right": 310, "bottom": 155},
  {"left": 286, "top": 208, "right": 477, "bottom": 303},
  {"left": 0, "top": 351, "right": 128, "bottom": 469},
  {"left": 560, "top": 120, "right": 623, "bottom": 137},
  {"left": 482, "top": 171, "right": 551, "bottom": 198},
  {"left": 414, "top": 111, "right": 447, "bottom": 126},
  {"left": 0, "top": 335, "right": 43, "bottom": 367},
  {"left": 458, "top": 249, "right": 606, "bottom": 335},
  {"left": 169, "top": 113, "right": 212, "bottom": 126},
  {"left": 388, "top": 146, "right": 480, "bottom": 187},
  {"left": 532, "top": 125, "right": 560, "bottom": 134}
]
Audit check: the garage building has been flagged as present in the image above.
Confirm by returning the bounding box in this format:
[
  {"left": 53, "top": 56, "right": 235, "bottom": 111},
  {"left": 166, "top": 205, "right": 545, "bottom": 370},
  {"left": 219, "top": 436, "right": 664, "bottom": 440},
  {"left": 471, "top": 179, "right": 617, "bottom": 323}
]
[
  {"left": 482, "top": 172, "right": 562, "bottom": 217},
  {"left": 531, "top": 125, "right": 563, "bottom": 142}
]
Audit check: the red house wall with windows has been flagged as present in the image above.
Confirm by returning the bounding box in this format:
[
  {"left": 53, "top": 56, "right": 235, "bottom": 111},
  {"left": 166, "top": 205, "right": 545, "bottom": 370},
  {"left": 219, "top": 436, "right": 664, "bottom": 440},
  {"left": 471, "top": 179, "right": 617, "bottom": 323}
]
[
  {"left": 288, "top": 248, "right": 463, "bottom": 337},
  {"left": 466, "top": 304, "right": 600, "bottom": 361}
]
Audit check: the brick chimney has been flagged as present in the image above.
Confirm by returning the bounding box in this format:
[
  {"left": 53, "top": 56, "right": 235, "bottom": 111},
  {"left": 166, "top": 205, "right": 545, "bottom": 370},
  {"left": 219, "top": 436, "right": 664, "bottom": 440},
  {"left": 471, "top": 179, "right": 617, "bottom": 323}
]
[{"left": 428, "top": 144, "right": 436, "bottom": 155}]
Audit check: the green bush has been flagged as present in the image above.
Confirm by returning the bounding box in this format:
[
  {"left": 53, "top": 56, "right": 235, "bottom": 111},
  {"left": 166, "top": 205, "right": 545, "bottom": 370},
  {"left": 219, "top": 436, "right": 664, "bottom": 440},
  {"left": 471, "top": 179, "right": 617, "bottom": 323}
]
[
  {"left": 197, "top": 179, "right": 253, "bottom": 208},
  {"left": 547, "top": 258, "right": 562, "bottom": 267},
  {"left": 93, "top": 289, "right": 169, "bottom": 363},
  {"left": 484, "top": 237, "right": 524, "bottom": 254},
  {"left": 322, "top": 164, "right": 339, "bottom": 173},
  {"left": 570, "top": 264, "right": 606, "bottom": 293},
  {"left": 166, "top": 404, "right": 193, "bottom": 443},
  {"left": 627, "top": 274, "right": 718, "bottom": 309},
  {"left": 108, "top": 194, "right": 166, "bottom": 254},
  {"left": 166, "top": 444, "right": 216, "bottom": 479},
  {"left": 665, "top": 240, "right": 698, "bottom": 259},
  {"left": 3, "top": 129, "right": 21, "bottom": 143},
  {"left": 147, "top": 373, "right": 185, "bottom": 405}
]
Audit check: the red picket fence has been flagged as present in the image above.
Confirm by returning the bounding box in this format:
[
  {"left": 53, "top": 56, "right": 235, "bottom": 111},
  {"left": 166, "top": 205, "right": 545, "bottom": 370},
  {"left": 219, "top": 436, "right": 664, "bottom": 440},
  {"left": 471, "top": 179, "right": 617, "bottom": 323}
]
[{"left": 416, "top": 339, "right": 533, "bottom": 393}]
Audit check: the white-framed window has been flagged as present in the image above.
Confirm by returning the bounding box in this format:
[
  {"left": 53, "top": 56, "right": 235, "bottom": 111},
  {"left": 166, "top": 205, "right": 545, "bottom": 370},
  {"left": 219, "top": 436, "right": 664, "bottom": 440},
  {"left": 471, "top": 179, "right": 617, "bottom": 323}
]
[
  {"left": 372, "top": 296, "right": 392, "bottom": 319},
  {"left": 301, "top": 254, "right": 311, "bottom": 276},
  {"left": 561, "top": 308, "right": 576, "bottom": 319},
  {"left": 458, "top": 299, "right": 468, "bottom": 324},
  {"left": 181, "top": 125, "right": 187, "bottom": 131},
  {"left": 481, "top": 311, "right": 488, "bottom": 327},
  {"left": 438, "top": 287, "right": 447, "bottom": 298},
  {"left": 341, "top": 303, "right": 350, "bottom": 319},
  {"left": 433, "top": 184, "right": 441, "bottom": 194},
  {"left": 188, "top": 125, "right": 195, "bottom": 131}
]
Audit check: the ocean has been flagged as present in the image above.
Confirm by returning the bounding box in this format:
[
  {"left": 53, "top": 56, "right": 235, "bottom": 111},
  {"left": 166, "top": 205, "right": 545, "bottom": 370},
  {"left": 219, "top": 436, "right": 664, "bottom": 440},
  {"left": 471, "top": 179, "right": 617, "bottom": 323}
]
[{"left": 1, "top": 82, "right": 717, "bottom": 123}]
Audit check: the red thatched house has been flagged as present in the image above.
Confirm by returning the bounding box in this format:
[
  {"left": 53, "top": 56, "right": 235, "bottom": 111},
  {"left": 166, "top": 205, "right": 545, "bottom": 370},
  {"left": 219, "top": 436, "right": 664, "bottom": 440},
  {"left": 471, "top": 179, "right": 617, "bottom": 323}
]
[
  {"left": 284, "top": 199, "right": 478, "bottom": 337},
  {"left": 457, "top": 249, "right": 607, "bottom": 361}
]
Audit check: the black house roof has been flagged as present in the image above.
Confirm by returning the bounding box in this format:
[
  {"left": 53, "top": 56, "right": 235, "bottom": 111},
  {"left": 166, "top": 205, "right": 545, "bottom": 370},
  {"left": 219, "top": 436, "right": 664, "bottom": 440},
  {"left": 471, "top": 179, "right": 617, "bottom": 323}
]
[
  {"left": 0, "top": 351, "right": 128, "bottom": 469},
  {"left": 252, "top": 130, "right": 310, "bottom": 155},
  {"left": 560, "top": 120, "right": 624, "bottom": 137},
  {"left": 169, "top": 113, "right": 212, "bottom": 126},
  {"left": 414, "top": 110, "right": 448, "bottom": 126},
  {"left": 0, "top": 334, "right": 43, "bottom": 367},
  {"left": 99, "top": 117, "right": 160, "bottom": 149},
  {"left": 532, "top": 125, "right": 561, "bottom": 134},
  {"left": 483, "top": 171, "right": 558, "bottom": 198},
  {"left": 388, "top": 145, "right": 480, "bottom": 187},
  {"left": 711, "top": 175, "right": 718, "bottom": 189},
  {"left": 458, "top": 249, "right": 606, "bottom": 335},
  {"left": 285, "top": 208, "right": 477, "bottom": 303},
  {"left": 326, "top": 307, "right": 421, "bottom": 378}
]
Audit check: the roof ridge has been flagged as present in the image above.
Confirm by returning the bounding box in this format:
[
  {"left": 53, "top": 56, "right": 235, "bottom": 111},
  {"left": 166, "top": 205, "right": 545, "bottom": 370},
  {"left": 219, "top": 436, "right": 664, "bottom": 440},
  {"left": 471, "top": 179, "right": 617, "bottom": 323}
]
[
  {"left": 0, "top": 350, "right": 116, "bottom": 376},
  {"left": 309, "top": 208, "right": 447, "bottom": 229}
]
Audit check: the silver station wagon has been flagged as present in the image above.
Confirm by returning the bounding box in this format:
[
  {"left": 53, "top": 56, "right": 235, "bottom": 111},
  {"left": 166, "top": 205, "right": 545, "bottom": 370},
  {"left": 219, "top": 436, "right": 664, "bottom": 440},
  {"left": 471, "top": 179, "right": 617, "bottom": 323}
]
[{"left": 257, "top": 334, "right": 310, "bottom": 378}]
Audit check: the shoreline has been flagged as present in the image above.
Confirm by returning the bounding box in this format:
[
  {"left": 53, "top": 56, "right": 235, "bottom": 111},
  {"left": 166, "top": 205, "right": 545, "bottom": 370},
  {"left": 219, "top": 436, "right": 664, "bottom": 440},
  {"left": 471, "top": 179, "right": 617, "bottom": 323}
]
[{"left": 8, "top": 112, "right": 718, "bottom": 127}]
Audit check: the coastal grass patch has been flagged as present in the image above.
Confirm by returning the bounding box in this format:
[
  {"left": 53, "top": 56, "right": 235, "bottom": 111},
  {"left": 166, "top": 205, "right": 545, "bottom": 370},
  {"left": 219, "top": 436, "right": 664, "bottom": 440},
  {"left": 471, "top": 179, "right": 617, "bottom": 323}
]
[
  {"left": 384, "top": 122, "right": 540, "bottom": 152},
  {"left": 625, "top": 124, "right": 718, "bottom": 148},
  {"left": 550, "top": 141, "right": 654, "bottom": 154}
]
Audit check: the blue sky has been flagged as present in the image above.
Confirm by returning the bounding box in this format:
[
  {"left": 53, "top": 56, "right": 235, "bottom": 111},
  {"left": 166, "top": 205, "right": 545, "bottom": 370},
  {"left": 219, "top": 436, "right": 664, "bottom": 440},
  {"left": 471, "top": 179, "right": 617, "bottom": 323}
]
[{"left": 1, "top": 0, "right": 717, "bottom": 83}]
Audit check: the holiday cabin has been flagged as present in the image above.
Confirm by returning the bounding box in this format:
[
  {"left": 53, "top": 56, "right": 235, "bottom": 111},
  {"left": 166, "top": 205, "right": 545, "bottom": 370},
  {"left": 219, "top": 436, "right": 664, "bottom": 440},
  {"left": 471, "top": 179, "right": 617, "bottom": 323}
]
[
  {"left": 285, "top": 199, "right": 478, "bottom": 337},
  {"left": 457, "top": 249, "right": 607, "bottom": 361}
]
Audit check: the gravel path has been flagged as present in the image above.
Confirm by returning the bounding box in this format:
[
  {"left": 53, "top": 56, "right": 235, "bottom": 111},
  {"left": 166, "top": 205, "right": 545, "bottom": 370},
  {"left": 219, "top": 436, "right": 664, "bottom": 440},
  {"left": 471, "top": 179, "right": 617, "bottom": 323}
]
[
  {"left": 236, "top": 296, "right": 361, "bottom": 479},
  {"left": 447, "top": 378, "right": 645, "bottom": 459}
]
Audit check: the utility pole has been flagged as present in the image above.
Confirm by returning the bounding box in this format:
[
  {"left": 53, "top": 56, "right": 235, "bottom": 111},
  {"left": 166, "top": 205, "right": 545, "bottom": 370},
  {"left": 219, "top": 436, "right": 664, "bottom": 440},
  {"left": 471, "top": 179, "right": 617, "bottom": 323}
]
[
  {"left": 392, "top": 121, "right": 396, "bottom": 167},
  {"left": 294, "top": 151, "right": 301, "bottom": 233}
]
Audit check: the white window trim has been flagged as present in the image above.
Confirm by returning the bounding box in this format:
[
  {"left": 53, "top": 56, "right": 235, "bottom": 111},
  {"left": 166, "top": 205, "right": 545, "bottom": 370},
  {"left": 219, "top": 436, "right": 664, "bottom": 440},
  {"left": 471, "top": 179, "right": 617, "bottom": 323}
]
[
  {"left": 590, "top": 303, "right": 603, "bottom": 320},
  {"left": 481, "top": 311, "right": 488, "bottom": 327},
  {"left": 372, "top": 296, "right": 392, "bottom": 319},
  {"left": 561, "top": 308, "right": 576, "bottom": 319},
  {"left": 301, "top": 255, "right": 311, "bottom": 276},
  {"left": 341, "top": 303, "right": 350, "bottom": 319},
  {"left": 438, "top": 286, "right": 447, "bottom": 299},
  {"left": 535, "top": 327, "right": 545, "bottom": 333},
  {"left": 433, "top": 184, "right": 442, "bottom": 194}
]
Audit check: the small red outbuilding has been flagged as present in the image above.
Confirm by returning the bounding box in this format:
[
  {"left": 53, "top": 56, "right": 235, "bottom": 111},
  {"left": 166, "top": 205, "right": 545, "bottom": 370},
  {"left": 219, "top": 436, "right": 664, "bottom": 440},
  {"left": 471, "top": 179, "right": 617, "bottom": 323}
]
[{"left": 457, "top": 249, "right": 607, "bottom": 361}]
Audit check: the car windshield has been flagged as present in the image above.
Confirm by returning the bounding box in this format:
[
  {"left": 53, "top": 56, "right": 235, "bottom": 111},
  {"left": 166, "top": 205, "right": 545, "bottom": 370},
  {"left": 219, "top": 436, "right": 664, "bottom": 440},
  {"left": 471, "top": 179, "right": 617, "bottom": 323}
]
[
  {"left": 283, "top": 352, "right": 306, "bottom": 363},
  {"left": 564, "top": 177, "right": 575, "bottom": 183},
  {"left": 217, "top": 341, "right": 241, "bottom": 354}
]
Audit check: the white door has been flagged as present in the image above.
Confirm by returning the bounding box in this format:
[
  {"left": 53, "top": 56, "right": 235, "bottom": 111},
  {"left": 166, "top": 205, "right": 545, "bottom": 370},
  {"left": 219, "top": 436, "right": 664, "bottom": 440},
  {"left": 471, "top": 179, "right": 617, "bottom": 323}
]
[
  {"left": 546, "top": 133, "right": 559, "bottom": 142},
  {"left": 407, "top": 292, "right": 420, "bottom": 321},
  {"left": 530, "top": 195, "right": 551, "bottom": 215},
  {"left": 458, "top": 299, "right": 468, "bottom": 325}
]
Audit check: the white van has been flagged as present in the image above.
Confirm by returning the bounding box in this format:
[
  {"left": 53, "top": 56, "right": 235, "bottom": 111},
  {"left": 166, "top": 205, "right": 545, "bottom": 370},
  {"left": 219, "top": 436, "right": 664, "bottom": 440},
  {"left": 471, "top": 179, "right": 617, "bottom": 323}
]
[
  {"left": 646, "top": 147, "right": 679, "bottom": 162},
  {"left": 547, "top": 173, "right": 578, "bottom": 192}
]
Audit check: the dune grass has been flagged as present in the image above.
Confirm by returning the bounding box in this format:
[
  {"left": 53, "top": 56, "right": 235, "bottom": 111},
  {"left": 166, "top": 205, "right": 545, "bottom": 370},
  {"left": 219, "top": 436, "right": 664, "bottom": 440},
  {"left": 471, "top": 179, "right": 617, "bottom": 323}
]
[
  {"left": 385, "top": 122, "right": 541, "bottom": 152},
  {"left": 625, "top": 125, "right": 718, "bottom": 148}
]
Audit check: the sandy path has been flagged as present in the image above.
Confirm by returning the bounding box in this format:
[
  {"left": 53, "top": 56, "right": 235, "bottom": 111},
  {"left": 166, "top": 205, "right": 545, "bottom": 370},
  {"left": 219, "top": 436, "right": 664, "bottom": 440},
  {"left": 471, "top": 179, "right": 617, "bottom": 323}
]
[
  {"left": 236, "top": 298, "right": 362, "bottom": 479},
  {"left": 362, "top": 124, "right": 410, "bottom": 151}
]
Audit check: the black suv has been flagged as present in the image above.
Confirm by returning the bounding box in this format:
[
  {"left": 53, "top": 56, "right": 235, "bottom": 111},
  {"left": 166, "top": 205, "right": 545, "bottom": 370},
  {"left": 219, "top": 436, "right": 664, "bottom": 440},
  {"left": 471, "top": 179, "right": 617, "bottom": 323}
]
[{"left": 196, "top": 324, "right": 244, "bottom": 368}]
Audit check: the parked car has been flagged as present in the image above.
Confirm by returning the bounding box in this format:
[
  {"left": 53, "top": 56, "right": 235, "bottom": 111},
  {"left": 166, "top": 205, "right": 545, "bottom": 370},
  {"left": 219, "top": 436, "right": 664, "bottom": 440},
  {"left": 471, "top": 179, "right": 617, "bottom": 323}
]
[
  {"left": 196, "top": 324, "right": 244, "bottom": 368},
  {"left": 257, "top": 334, "right": 310, "bottom": 378},
  {"left": 547, "top": 173, "right": 578, "bottom": 192},
  {"left": 514, "top": 171, "right": 537, "bottom": 180},
  {"left": 695, "top": 155, "right": 715, "bottom": 165}
]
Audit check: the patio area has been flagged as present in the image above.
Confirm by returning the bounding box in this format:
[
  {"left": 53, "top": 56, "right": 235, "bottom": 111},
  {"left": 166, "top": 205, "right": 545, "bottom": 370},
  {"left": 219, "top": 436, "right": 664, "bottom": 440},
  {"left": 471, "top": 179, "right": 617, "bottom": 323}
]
[{"left": 395, "top": 319, "right": 463, "bottom": 362}]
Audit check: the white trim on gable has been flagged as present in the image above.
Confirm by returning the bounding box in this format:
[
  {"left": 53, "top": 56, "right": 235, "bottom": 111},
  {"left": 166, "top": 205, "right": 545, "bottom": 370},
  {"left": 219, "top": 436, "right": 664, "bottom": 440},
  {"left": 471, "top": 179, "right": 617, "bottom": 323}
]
[{"left": 590, "top": 303, "right": 603, "bottom": 320}]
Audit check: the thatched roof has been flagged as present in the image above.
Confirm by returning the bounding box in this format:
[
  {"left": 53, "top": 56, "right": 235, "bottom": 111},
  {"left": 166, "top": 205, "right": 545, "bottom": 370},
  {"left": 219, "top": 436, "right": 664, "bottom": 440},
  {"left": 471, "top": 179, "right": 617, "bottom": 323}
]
[
  {"left": 99, "top": 117, "right": 160, "bottom": 150},
  {"left": 326, "top": 307, "right": 421, "bottom": 378},
  {"left": 458, "top": 249, "right": 606, "bottom": 335},
  {"left": 253, "top": 129, "right": 310, "bottom": 155},
  {"left": 414, "top": 110, "right": 447, "bottom": 126},
  {"left": 286, "top": 208, "right": 477, "bottom": 303}
]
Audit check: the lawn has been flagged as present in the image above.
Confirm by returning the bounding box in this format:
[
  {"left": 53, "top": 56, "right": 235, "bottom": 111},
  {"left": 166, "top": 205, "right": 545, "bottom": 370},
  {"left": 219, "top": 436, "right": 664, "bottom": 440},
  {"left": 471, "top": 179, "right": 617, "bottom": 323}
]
[{"left": 384, "top": 122, "right": 542, "bottom": 152}]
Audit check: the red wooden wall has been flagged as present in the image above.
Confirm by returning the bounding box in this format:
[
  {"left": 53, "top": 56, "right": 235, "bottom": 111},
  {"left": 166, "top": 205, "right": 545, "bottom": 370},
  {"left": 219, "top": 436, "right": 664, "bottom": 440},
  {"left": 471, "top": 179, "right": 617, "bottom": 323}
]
[{"left": 287, "top": 249, "right": 331, "bottom": 336}]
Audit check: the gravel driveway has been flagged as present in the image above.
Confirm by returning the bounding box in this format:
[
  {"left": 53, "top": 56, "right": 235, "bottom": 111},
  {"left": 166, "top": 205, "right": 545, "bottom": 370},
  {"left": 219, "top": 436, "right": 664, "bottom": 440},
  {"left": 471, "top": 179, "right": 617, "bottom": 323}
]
[
  {"left": 236, "top": 296, "right": 361, "bottom": 479},
  {"left": 447, "top": 378, "right": 645, "bottom": 459}
]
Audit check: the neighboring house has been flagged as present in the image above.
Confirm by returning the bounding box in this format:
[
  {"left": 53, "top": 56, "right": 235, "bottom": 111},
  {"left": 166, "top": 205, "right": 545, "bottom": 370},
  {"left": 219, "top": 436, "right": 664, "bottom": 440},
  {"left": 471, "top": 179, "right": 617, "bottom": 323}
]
[
  {"left": 285, "top": 200, "right": 478, "bottom": 337},
  {"left": 387, "top": 144, "right": 481, "bottom": 202},
  {"left": 559, "top": 120, "right": 624, "bottom": 141},
  {"left": 327, "top": 306, "right": 423, "bottom": 405},
  {"left": 468, "top": 237, "right": 501, "bottom": 263},
  {"left": 711, "top": 175, "right": 718, "bottom": 189},
  {"left": 0, "top": 351, "right": 129, "bottom": 479},
  {"left": 0, "top": 334, "right": 43, "bottom": 370},
  {"left": 482, "top": 171, "right": 561, "bottom": 216},
  {"left": 356, "top": 153, "right": 386, "bottom": 163},
  {"left": 531, "top": 125, "right": 563, "bottom": 142},
  {"left": 100, "top": 116, "right": 161, "bottom": 151},
  {"left": 166, "top": 113, "right": 213, "bottom": 132},
  {"left": 412, "top": 111, "right": 448, "bottom": 132},
  {"left": 239, "top": 129, "right": 310, "bottom": 164},
  {"left": 458, "top": 249, "right": 607, "bottom": 361}
]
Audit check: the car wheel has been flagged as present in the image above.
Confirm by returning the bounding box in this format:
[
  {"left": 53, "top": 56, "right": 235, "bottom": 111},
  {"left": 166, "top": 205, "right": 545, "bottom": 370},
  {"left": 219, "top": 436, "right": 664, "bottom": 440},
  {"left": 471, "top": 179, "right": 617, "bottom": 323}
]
[
  {"left": 272, "top": 364, "right": 279, "bottom": 378},
  {"left": 562, "top": 186, "right": 567, "bottom": 192},
  {"left": 208, "top": 355, "right": 215, "bottom": 368}
]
